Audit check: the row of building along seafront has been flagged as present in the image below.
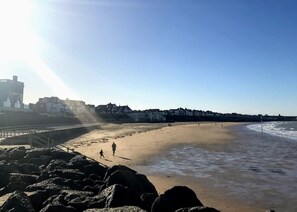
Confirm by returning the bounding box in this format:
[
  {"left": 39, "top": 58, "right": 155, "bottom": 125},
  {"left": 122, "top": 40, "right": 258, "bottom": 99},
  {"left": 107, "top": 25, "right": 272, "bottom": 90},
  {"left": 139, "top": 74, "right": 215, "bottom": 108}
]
[{"left": 1, "top": 76, "right": 295, "bottom": 123}]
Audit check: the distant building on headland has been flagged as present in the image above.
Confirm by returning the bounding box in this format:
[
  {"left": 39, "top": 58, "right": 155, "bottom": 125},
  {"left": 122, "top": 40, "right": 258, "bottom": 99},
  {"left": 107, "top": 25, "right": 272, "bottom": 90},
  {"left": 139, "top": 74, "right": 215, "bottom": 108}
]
[
  {"left": 95, "top": 103, "right": 132, "bottom": 114},
  {"left": 33, "top": 97, "right": 95, "bottom": 117},
  {"left": 0, "top": 76, "right": 25, "bottom": 111}
]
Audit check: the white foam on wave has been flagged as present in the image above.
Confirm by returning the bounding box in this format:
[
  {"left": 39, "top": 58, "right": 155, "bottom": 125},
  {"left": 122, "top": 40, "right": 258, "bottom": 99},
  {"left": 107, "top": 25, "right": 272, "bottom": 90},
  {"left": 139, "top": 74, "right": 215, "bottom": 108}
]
[{"left": 247, "top": 122, "right": 297, "bottom": 141}]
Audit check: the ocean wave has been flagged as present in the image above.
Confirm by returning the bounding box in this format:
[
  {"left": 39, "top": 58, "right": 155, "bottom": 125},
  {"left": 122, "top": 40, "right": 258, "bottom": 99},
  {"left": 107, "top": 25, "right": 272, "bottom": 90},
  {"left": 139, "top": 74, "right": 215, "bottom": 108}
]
[{"left": 247, "top": 122, "right": 297, "bottom": 141}]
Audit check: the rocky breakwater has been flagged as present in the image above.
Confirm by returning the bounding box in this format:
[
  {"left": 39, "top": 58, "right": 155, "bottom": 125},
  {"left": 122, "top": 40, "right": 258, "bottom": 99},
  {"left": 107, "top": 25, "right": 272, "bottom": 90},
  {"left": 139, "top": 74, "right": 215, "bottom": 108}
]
[{"left": 0, "top": 147, "right": 218, "bottom": 212}]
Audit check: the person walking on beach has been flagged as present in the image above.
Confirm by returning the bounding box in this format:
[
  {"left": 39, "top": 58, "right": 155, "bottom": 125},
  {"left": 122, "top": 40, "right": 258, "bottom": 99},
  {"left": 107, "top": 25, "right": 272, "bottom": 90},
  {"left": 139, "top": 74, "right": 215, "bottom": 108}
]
[
  {"left": 112, "top": 142, "right": 117, "bottom": 156},
  {"left": 99, "top": 149, "right": 105, "bottom": 159}
]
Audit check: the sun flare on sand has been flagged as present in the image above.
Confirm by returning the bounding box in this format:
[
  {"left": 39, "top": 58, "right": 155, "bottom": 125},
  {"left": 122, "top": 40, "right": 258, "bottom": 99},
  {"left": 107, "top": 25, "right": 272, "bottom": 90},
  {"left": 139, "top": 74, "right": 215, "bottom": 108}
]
[{"left": 0, "top": 0, "right": 97, "bottom": 123}]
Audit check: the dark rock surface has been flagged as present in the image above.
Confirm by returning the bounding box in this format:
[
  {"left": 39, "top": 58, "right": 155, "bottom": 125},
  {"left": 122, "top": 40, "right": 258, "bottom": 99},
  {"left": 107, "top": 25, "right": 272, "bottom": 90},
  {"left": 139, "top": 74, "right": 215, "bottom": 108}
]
[
  {"left": 103, "top": 169, "right": 158, "bottom": 197},
  {"left": 176, "top": 206, "right": 220, "bottom": 212},
  {"left": 84, "top": 206, "right": 147, "bottom": 212},
  {"left": 0, "top": 147, "right": 217, "bottom": 212},
  {"left": 151, "top": 186, "right": 204, "bottom": 212},
  {"left": 1, "top": 191, "right": 35, "bottom": 212}
]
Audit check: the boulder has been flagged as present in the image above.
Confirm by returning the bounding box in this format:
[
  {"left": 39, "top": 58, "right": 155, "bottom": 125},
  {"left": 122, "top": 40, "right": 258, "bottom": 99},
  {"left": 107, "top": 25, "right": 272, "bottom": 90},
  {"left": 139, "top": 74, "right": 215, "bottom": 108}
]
[
  {"left": 84, "top": 206, "right": 146, "bottom": 212},
  {"left": 26, "top": 177, "right": 76, "bottom": 192},
  {"left": 0, "top": 171, "right": 10, "bottom": 189},
  {"left": 43, "top": 159, "right": 69, "bottom": 172},
  {"left": 28, "top": 190, "right": 50, "bottom": 211},
  {"left": 8, "top": 147, "right": 26, "bottom": 161},
  {"left": 41, "top": 169, "right": 87, "bottom": 181},
  {"left": 68, "top": 192, "right": 105, "bottom": 210},
  {"left": 24, "top": 148, "right": 52, "bottom": 160},
  {"left": 140, "top": 192, "right": 158, "bottom": 211},
  {"left": 89, "top": 173, "right": 103, "bottom": 182},
  {"left": 42, "top": 193, "right": 68, "bottom": 208},
  {"left": 103, "top": 170, "right": 157, "bottom": 196},
  {"left": 40, "top": 204, "right": 76, "bottom": 212},
  {"left": 0, "top": 191, "right": 35, "bottom": 212},
  {"left": 83, "top": 185, "right": 100, "bottom": 193},
  {"left": 80, "top": 163, "right": 107, "bottom": 179},
  {"left": 6, "top": 173, "right": 38, "bottom": 192},
  {"left": 151, "top": 186, "right": 203, "bottom": 212},
  {"left": 27, "top": 155, "right": 52, "bottom": 167},
  {"left": 81, "top": 178, "right": 95, "bottom": 187},
  {"left": 99, "top": 184, "right": 142, "bottom": 208},
  {"left": 49, "top": 150, "right": 76, "bottom": 162},
  {"left": 103, "top": 165, "right": 136, "bottom": 181},
  {"left": 69, "top": 155, "right": 91, "bottom": 167},
  {"left": 18, "top": 163, "right": 40, "bottom": 175},
  {"left": 62, "top": 190, "right": 94, "bottom": 203},
  {"left": 0, "top": 162, "right": 19, "bottom": 188},
  {"left": 176, "top": 206, "right": 220, "bottom": 212},
  {"left": 61, "top": 190, "right": 96, "bottom": 211}
]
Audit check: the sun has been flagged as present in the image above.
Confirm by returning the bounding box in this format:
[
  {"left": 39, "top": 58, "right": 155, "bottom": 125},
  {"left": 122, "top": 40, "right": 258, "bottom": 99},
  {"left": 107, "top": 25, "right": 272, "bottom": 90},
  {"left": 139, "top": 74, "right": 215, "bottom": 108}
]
[{"left": 0, "top": 0, "right": 36, "bottom": 61}]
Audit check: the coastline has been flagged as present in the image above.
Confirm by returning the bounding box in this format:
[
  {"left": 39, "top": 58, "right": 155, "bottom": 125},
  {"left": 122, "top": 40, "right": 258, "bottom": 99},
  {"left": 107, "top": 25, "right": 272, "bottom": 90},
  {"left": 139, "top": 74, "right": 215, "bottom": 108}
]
[{"left": 65, "top": 122, "right": 263, "bottom": 211}]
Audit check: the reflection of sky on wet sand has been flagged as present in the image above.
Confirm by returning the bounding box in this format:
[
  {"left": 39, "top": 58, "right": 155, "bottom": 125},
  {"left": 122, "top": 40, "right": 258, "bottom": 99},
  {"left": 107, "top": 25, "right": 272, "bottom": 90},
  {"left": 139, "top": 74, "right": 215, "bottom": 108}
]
[{"left": 139, "top": 125, "right": 297, "bottom": 211}]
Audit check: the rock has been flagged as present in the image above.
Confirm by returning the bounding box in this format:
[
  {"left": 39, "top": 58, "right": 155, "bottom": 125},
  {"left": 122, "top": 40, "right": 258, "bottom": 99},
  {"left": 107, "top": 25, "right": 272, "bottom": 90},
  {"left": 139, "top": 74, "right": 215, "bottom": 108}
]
[
  {"left": 49, "top": 150, "right": 76, "bottom": 162},
  {"left": 41, "top": 169, "right": 87, "bottom": 181},
  {"left": 28, "top": 190, "right": 50, "bottom": 211},
  {"left": 40, "top": 204, "right": 76, "bottom": 212},
  {"left": 68, "top": 192, "right": 105, "bottom": 210},
  {"left": 61, "top": 190, "right": 96, "bottom": 211},
  {"left": 42, "top": 193, "right": 70, "bottom": 209},
  {"left": 99, "top": 184, "right": 141, "bottom": 208},
  {"left": 69, "top": 155, "right": 91, "bottom": 167},
  {"left": 26, "top": 177, "right": 76, "bottom": 192},
  {"left": 0, "top": 172, "right": 10, "bottom": 189},
  {"left": 18, "top": 163, "right": 40, "bottom": 175},
  {"left": 0, "top": 148, "right": 219, "bottom": 212},
  {"left": 84, "top": 206, "right": 146, "bottom": 212},
  {"left": 81, "top": 178, "right": 95, "bottom": 187},
  {"left": 62, "top": 190, "right": 94, "bottom": 203},
  {"left": 0, "top": 191, "right": 35, "bottom": 212},
  {"left": 44, "top": 159, "right": 69, "bottom": 172},
  {"left": 104, "top": 165, "right": 136, "bottom": 181},
  {"left": 151, "top": 186, "right": 203, "bottom": 212},
  {"left": 24, "top": 149, "right": 75, "bottom": 163},
  {"left": 6, "top": 173, "right": 38, "bottom": 192},
  {"left": 176, "top": 206, "right": 220, "bottom": 212},
  {"left": 24, "top": 148, "right": 52, "bottom": 160},
  {"left": 103, "top": 170, "right": 157, "bottom": 196},
  {"left": 80, "top": 163, "right": 107, "bottom": 179},
  {"left": 27, "top": 155, "right": 52, "bottom": 167},
  {"left": 68, "top": 185, "right": 142, "bottom": 211},
  {"left": 89, "top": 173, "right": 103, "bottom": 182},
  {"left": 0, "top": 162, "right": 19, "bottom": 188},
  {"left": 83, "top": 185, "right": 100, "bottom": 193},
  {"left": 151, "top": 194, "right": 171, "bottom": 212},
  {"left": 140, "top": 192, "right": 158, "bottom": 211},
  {"left": 8, "top": 147, "right": 26, "bottom": 161},
  {"left": 42, "top": 194, "right": 60, "bottom": 207},
  {"left": 94, "top": 180, "right": 104, "bottom": 187}
]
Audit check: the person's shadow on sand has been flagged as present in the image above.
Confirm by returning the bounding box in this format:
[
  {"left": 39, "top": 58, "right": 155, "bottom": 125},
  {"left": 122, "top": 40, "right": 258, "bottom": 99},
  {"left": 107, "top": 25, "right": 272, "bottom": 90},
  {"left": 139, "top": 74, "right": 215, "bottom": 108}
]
[{"left": 115, "top": 156, "right": 132, "bottom": 161}]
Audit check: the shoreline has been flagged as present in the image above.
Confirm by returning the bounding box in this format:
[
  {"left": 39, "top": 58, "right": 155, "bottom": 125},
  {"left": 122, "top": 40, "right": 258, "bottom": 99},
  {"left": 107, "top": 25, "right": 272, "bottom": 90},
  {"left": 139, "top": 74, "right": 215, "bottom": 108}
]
[{"left": 65, "top": 122, "right": 263, "bottom": 211}]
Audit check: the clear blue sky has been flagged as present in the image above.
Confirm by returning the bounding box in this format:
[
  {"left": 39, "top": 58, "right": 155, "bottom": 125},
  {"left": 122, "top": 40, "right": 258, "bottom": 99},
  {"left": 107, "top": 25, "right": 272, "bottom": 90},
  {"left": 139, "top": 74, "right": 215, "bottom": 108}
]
[{"left": 0, "top": 0, "right": 296, "bottom": 115}]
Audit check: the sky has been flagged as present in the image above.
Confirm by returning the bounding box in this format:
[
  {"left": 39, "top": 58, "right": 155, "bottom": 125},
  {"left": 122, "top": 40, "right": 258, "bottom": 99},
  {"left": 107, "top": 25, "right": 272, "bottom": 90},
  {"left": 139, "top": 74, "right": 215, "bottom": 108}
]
[{"left": 0, "top": 0, "right": 296, "bottom": 115}]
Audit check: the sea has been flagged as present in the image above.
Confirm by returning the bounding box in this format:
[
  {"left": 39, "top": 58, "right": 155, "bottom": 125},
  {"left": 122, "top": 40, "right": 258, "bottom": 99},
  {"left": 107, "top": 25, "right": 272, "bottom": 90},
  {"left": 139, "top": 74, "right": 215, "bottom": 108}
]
[{"left": 138, "top": 122, "right": 297, "bottom": 211}]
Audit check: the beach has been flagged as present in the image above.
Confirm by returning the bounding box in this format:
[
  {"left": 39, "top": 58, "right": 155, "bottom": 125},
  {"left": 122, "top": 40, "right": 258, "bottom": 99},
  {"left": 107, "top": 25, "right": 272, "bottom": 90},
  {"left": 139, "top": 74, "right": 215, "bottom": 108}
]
[{"left": 64, "top": 122, "right": 262, "bottom": 211}]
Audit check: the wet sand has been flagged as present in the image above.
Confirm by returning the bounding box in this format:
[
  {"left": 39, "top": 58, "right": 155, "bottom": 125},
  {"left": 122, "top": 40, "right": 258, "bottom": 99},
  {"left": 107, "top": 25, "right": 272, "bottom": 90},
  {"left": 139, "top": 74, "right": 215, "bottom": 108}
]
[{"left": 65, "top": 122, "right": 262, "bottom": 211}]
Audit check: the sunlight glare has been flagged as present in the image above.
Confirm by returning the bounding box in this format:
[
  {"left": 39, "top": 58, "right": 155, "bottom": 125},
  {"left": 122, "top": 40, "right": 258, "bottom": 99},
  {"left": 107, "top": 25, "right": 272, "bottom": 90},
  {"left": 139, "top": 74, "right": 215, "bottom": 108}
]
[
  {"left": 25, "top": 53, "right": 78, "bottom": 100},
  {"left": 0, "top": 0, "right": 36, "bottom": 61}
]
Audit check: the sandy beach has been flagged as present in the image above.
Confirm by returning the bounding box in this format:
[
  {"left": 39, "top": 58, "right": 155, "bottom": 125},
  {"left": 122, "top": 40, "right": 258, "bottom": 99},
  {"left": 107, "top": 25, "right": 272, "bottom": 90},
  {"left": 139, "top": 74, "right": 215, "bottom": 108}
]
[{"left": 64, "top": 122, "right": 262, "bottom": 211}]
